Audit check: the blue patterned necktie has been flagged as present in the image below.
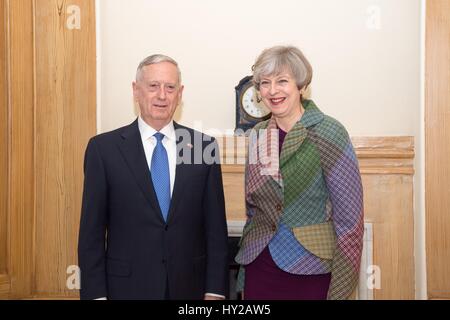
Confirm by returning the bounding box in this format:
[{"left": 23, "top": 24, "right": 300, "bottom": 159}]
[{"left": 151, "top": 132, "right": 170, "bottom": 221}]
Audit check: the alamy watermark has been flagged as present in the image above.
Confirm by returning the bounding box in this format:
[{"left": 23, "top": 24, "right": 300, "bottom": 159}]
[
  {"left": 146, "top": 125, "right": 282, "bottom": 177},
  {"left": 66, "top": 265, "right": 81, "bottom": 290},
  {"left": 366, "top": 5, "right": 382, "bottom": 30}
]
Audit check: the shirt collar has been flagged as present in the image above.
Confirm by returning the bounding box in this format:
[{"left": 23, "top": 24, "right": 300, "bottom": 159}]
[{"left": 138, "top": 116, "right": 176, "bottom": 142}]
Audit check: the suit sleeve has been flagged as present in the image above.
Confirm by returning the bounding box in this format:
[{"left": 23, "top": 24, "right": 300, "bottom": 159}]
[
  {"left": 78, "top": 138, "right": 108, "bottom": 300},
  {"left": 319, "top": 126, "right": 364, "bottom": 300},
  {"left": 203, "top": 139, "right": 229, "bottom": 298}
]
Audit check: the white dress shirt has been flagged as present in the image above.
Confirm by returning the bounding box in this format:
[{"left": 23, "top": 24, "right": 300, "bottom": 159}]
[{"left": 138, "top": 116, "right": 177, "bottom": 196}]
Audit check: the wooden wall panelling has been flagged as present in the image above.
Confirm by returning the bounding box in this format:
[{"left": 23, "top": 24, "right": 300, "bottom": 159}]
[
  {"left": 220, "top": 136, "right": 415, "bottom": 299},
  {"left": 426, "top": 0, "right": 450, "bottom": 300},
  {"left": 0, "top": 0, "right": 96, "bottom": 299},
  {"left": 362, "top": 174, "right": 414, "bottom": 299},
  {"left": 7, "top": 0, "right": 35, "bottom": 299},
  {"left": 0, "top": 0, "right": 9, "bottom": 278},
  {"left": 217, "top": 136, "right": 246, "bottom": 222},
  {"left": 34, "top": 0, "right": 96, "bottom": 298},
  {"left": 0, "top": 274, "right": 10, "bottom": 297}
]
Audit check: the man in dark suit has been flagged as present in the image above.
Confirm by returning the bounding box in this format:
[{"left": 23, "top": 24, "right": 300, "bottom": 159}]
[{"left": 78, "top": 54, "right": 229, "bottom": 300}]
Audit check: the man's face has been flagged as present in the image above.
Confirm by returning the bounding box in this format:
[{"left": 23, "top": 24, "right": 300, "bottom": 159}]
[{"left": 133, "top": 62, "right": 184, "bottom": 130}]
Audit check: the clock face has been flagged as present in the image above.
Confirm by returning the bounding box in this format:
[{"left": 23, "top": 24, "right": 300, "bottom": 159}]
[{"left": 241, "top": 85, "right": 271, "bottom": 119}]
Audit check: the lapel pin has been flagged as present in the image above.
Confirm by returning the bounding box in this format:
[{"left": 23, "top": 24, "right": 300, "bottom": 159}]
[{"left": 187, "top": 143, "right": 193, "bottom": 149}]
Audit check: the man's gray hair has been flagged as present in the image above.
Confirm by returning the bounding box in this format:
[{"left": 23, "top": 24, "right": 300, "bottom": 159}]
[{"left": 136, "top": 54, "right": 182, "bottom": 83}]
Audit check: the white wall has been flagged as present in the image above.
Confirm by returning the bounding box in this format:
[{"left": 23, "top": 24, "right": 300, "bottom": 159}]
[
  {"left": 98, "top": 0, "right": 421, "bottom": 137},
  {"left": 97, "top": 0, "right": 424, "bottom": 298}
]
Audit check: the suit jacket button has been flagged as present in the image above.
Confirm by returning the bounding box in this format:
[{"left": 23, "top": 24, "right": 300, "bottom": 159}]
[
  {"left": 165, "top": 225, "right": 169, "bottom": 231},
  {"left": 272, "top": 225, "right": 277, "bottom": 232},
  {"left": 276, "top": 204, "right": 282, "bottom": 211}
]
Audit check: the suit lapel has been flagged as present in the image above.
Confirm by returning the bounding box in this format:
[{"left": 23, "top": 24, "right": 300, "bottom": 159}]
[
  {"left": 117, "top": 120, "right": 164, "bottom": 223},
  {"left": 280, "top": 100, "right": 324, "bottom": 169},
  {"left": 279, "top": 121, "right": 307, "bottom": 169},
  {"left": 166, "top": 122, "right": 190, "bottom": 223}
]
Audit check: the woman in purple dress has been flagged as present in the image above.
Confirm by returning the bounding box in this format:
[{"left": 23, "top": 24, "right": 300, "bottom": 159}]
[{"left": 235, "top": 46, "right": 364, "bottom": 300}]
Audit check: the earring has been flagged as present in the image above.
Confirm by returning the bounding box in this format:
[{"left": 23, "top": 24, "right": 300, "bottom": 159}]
[{"left": 255, "top": 92, "right": 263, "bottom": 103}]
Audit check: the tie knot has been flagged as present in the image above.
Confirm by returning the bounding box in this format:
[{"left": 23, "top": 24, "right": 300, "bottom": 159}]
[{"left": 154, "top": 132, "right": 165, "bottom": 143}]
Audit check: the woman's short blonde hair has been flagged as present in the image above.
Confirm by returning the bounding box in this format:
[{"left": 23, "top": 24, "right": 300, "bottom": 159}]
[{"left": 252, "top": 46, "right": 313, "bottom": 91}]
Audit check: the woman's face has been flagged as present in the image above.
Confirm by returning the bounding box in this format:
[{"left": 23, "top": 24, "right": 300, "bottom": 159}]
[{"left": 258, "top": 69, "right": 302, "bottom": 121}]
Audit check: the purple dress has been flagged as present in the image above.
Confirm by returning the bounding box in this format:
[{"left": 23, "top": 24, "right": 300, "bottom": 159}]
[{"left": 244, "top": 128, "right": 332, "bottom": 300}]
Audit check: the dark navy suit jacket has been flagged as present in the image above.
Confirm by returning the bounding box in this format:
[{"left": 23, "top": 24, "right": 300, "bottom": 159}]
[{"left": 78, "top": 120, "right": 229, "bottom": 300}]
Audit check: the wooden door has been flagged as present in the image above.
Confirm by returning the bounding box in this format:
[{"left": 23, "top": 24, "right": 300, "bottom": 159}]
[
  {"left": 0, "top": 0, "right": 96, "bottom": 299},
  {"left": 425, "top": 0, "right": 450, "bottom": 300}
]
